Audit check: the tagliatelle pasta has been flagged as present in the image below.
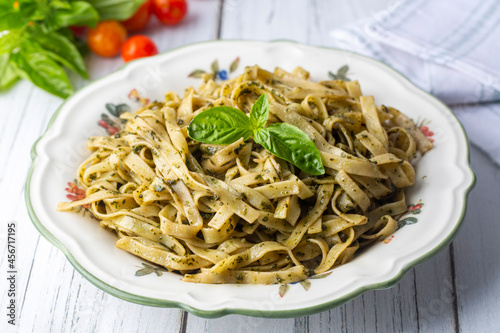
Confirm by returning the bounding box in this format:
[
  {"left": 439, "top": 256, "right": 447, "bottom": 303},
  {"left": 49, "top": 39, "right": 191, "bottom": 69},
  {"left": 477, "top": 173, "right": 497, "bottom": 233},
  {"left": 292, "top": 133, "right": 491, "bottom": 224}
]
[{"left": 57, "top": 65, "right": 432, "bottom": 284}]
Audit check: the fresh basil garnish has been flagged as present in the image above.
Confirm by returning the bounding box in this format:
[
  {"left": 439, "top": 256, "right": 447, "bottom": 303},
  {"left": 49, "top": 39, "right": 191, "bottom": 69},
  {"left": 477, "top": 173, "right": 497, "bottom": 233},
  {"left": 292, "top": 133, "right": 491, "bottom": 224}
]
[
  {"left": 249, "top": 93, "right": 269, "bottom": 129},
  {"left": 187, "top": 94, "right": 325, "bottom": 175},
  {"left": 187, "top": 106, "right": 253, "bottom": 145},
  {"left": 254, "top": 123, "right": 325, "bottom": 176}
]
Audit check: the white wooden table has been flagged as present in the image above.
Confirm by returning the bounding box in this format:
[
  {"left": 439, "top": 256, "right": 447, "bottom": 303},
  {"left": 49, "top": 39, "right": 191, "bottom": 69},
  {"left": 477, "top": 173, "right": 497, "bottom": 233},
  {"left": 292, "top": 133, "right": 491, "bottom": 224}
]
[{"left": 2, "top": 1, "right": 499, "bottom": 332}]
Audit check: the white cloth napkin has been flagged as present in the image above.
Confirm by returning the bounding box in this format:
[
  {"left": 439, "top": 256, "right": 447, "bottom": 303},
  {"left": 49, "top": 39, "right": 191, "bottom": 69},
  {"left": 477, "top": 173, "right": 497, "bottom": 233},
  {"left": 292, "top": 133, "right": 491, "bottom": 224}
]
[{"left": 329, "top": 0, "right": 500, "bottom": 165}]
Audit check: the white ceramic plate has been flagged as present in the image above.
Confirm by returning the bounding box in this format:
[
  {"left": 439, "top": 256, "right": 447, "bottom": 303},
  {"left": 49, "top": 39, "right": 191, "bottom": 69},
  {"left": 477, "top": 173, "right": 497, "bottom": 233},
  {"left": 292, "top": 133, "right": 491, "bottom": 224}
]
[{"left": 26, "top": 40, "right": 475, "bottom": 318}]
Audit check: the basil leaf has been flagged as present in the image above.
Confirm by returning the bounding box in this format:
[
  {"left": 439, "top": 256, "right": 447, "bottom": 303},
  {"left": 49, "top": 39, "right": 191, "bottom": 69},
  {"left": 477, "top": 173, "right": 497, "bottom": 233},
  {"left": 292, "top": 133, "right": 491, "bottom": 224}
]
[
  {"left": 11, "top": 42, "right": 73, "bottom": 98},
  {"left": 19, "top": 1, "right": 43, "bottom": 22},
  {"left": 0, "top": 29, "right": 25, "bottom": 54},
  {"left": 0, "top": 4, "right": 25, "bottom": 30},
  {"left": 84, "top": 0, "right": 146, "bottom": 21},
  {"left": 51, "top": 1, "right": 72, "bottom": 10},
  {"left": 254, "top": 123, "right": 325, "bottom": 175},
  {"left": 0, "top": 0, "right": 15, "bottom": 12},
  {"left": 250, "top": 94, "right": 269, "bottom": 129},
  {"left": 187, "top": 106, "right": 253, "bottom": 145},
  {"left": 52, "top": 1, "right": 99, "bottom": 28},
  {"left": 57, "top": 27, "right": 89, "bottom": 56},
  {"left": 35, "top": 31, "right": 88, "bottom": 78},
  {"left": 0, "top": 54, "right": 20, "bottom": 90}
]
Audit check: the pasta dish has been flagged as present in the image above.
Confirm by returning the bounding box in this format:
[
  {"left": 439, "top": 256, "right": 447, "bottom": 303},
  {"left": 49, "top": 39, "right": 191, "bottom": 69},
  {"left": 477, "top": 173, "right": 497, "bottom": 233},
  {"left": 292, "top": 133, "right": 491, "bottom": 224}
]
[{"left": 57, "top": 65, "right": 432, "bottom": 284}]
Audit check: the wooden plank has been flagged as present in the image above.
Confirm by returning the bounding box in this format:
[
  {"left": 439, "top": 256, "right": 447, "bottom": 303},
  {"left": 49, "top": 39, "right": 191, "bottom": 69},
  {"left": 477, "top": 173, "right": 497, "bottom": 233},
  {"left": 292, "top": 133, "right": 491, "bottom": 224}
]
[
  {"left": 307, "top": 271, "right": 417, "bottom": 332},
  {"left": 220, "top": 0, "right": 393, "bottom": 44},
  {"left": 306, "top": 252, "right": 457, "bottom": 332},
  {"left": 0, "top": 81, "right": 66, "bottom": 333},
  {"left": 453, "top": 146, "right": 500, "bottom": 333},
  {"left": 14, "top": 237, "right": 182, "bottom": 333},
  {"left": 413, "top": 250, "right": 458, "bottom": 331},
  {"left": 220, "top": 0, "right": 309, "bottom": 41},
  {"left": 186, "top": 314, "right": 295, "bottom": 333}
]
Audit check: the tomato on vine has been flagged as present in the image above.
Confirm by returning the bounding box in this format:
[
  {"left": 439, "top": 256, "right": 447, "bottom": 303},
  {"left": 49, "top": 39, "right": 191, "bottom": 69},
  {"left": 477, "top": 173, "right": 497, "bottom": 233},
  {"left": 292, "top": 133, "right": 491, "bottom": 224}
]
[
  {"left": 88, "top": 21, "right": 127, "bottom": 57},
  {"left": 152, "top": 0, "right": 187, "bottom": 25},
  {"left": 121, "top": 35, "right": 158, "bottom": 62}
]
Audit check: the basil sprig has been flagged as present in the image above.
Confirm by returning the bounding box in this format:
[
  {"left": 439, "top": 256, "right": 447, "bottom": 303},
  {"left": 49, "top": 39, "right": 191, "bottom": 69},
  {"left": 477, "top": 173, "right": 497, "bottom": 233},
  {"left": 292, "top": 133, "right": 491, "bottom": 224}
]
[
  {"left": 187, "top": 94, "right": 325, "bottom": 176},
  {"left": 0, "top": 0, "right": 145, "bottom": 98}
]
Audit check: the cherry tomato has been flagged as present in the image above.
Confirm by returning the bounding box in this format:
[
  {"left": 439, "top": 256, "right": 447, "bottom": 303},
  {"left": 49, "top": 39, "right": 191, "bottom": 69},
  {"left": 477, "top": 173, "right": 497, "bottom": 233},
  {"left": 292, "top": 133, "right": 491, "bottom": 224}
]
[
  {"left": 121, "top": 35, "right": 158, "bottom": 62},
  {"left": 122, "top": 0, "right": 152, "bottom": 32},
  {"left": 151, "top": 0, "right": 187, "bottom": 25},
  {"left": 87, "top": 21, "right": 127, "bottom": 57}
]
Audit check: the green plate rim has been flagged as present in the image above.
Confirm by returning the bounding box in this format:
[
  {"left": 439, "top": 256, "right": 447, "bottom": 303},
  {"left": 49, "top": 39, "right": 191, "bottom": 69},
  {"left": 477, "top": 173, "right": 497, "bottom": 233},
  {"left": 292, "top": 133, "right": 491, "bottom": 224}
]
[{"left": 25, "top": 39, "right": 476, "bottom": 318}]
